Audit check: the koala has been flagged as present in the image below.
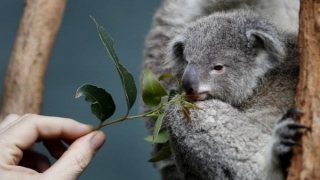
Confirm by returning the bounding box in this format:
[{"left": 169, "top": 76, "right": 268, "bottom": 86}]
[
  {"left": 141, "top": 0, "right": 300, "bottom": 179},
  {"left": 142, "top": 0, "right": 299, "bottom": 133},
  {"left": 162, "top": 10, "right": 301, "bottom": 180}
]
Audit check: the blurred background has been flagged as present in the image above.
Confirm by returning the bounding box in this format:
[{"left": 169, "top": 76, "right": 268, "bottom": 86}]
[{"left": 0, "top": 0, "right": 163, "bottom": 179}]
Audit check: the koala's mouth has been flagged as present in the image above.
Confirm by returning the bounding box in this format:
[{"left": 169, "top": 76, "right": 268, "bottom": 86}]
[{"left": 184, "top": 91, "right": 211, "bottom": 101}]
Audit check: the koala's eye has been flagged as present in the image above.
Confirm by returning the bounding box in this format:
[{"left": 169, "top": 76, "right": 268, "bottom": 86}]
[
  {"left": 213, "top": 65, "right": 223, "bottom": 71},
  {"left": 210, "top": 64, "right": 225, "bottom": 75}
]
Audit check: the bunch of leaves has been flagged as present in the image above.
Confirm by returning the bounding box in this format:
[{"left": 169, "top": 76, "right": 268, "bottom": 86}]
[{"left": 75, "top": 17, "right": 199, "bottom": 162}]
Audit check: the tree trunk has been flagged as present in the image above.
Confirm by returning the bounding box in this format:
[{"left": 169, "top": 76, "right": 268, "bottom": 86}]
[
  {"left": 287, "top": 0, "right": 320, "bottom": 179},
  {"left": 0, "top": 0, "right": 68, "bottom": 121}
]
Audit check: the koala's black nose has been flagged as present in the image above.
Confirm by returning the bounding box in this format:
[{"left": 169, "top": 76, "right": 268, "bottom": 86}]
[
  {"left": 182, "top": 80, "right": 195, "bottom": 94},
  {"left": 181, "top": 64, "right": 199, "bottom": 94}
]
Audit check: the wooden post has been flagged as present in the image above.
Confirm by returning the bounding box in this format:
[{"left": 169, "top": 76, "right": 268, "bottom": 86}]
[
  {"left": 0, "top": 0, "right": 68, "bottom": 120},
  {"left": 287, "top": 0, "right": 320, "bottom": 179}
]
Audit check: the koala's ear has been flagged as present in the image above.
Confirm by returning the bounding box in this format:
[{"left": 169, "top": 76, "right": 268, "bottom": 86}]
[
  {"left": 246, "top": 29, "right": 285, "bottom": 64},
  {"left": 171, "top": 41, "right": 185, "bottom": 60},
  {"left": 164, "top": 35, "right": 187, "bottom": 74}
]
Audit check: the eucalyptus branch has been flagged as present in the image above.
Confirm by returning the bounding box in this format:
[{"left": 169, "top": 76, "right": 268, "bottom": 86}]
[
  {"left": 97, "top": 94, "right": 187, "bottom": 129},
  {"left": 75, "top": 17, "right": 196, "bottom": 162},
  {"left": 98, "top": 104, "right": 164, "bottom": 129}
]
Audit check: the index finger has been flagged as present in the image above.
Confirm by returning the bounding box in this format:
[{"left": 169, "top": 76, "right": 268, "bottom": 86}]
[{"left": 0, "top": 114, "right": 94, "bottom": 165}]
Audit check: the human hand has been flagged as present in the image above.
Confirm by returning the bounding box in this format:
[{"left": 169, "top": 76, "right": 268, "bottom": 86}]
[{"left": 0, "top": 114, "right": 106, "bottom": 180}]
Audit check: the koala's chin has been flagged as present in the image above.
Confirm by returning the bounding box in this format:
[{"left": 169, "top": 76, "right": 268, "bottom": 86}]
[
  {"left": 196, "top": 92, "right": 212, "bottom": 100},
  {"left": 184, "top": 91, "right": 212, "bottom": 101}
]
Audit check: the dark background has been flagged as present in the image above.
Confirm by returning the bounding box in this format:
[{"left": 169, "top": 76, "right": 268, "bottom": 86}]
[{"left": 0, "top": 0, "right": 163, "bottom": 179}]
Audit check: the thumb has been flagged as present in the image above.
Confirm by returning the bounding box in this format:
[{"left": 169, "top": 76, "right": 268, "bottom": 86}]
[{"left": 44, "top": 131, "right": 106, "bottom": 180}]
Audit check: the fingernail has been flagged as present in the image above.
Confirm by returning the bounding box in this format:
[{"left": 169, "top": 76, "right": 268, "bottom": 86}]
[{"left": 90, "top": 131, "right": 106, "bottom": 152}]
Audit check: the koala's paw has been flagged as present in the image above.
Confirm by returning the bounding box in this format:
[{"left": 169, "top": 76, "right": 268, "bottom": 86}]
[{"left": 272, "top": 108, "right": 309, "bottom": 157}]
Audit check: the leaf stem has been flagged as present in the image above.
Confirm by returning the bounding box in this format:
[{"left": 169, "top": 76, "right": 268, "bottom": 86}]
[
  {"left": 96, "top": 94, "right": 186, "bottom": 129},
  {"left": 98, "top": 104, "right": 163, "bottom": 128},
  {"left": 97, "top": 121, "right": 103, "bottom": 130}
]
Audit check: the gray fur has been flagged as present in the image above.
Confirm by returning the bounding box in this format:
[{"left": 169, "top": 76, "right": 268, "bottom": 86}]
[
  {"left": 141, "top": 1, "right": 299, "bottom": 179},
  {"left": 142, "top": 0, "right": 298, "bottom": 134},
  {"left": 162, "top": 11, "right": 299, "bottom": 180}
]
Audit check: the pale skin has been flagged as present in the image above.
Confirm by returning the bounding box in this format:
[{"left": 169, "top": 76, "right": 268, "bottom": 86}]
[{"left": 0, "top": 114, "right": 106, "bottom": 180}]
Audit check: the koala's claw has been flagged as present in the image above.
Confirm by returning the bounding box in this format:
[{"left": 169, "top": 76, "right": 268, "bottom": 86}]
[
  {"left": 272, "top": 108, "right": 309, "bottom": 157},
  {"left": 278, "top": 108, "right": 310, "bottom": 130},
  {"left": 287, "top": 123, "right": 310, "bottom": 130},
  {"left": 278, "top": 108, "right": 303, "bottom": 123},
  {"left": 280, "top": 138, "right": 297, "bottom": 146}
]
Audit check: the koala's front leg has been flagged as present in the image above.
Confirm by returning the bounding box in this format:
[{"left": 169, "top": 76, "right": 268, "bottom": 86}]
[
  {"left": 164, "top": 99, "right": 272, "bottom": 180},
  {"left": 270, "top": 108, "right": 310, "bottom": 177}
]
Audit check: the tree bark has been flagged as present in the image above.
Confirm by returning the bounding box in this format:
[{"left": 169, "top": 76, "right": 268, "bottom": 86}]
[
  {"left": 0, "top": 0, "right": 68, "bottom": 120},
  {"left": 287, "top": 0, "right": 320, "bottom": 179}
]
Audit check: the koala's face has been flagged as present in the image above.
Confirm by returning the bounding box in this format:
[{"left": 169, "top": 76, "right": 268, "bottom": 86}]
[{"left": 167, "top": 11, "right": 285, "bottom": 105}]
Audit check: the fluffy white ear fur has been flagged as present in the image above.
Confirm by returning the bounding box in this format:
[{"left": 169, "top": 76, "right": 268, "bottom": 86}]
[{"left": 246, "top": 29, "right": 286, "bottom": 68}]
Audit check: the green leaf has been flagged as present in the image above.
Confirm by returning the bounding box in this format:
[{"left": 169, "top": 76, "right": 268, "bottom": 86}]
[
  {"left": 168, "top": 90, "right": 177, "bottom": 102},
  {"left": 144, "top": 131, "right": 169, "bottom": 143},
  {"left": 158, "top": 73, "right": 183, "bottom": 94},
  {"left": 148, "top": 146, "right": 172, "bottom": 162},
  {"left": 180, "top": 104, "right": 191, "bottom": 122},
  {"left": 184, "top": 101, "right": 202, "bottom": 110},
  {"left": 76, "top": 84, "right": 115, "bottom": 122},
  {"left": 152, "top": 113, "right": 166, "bottom": 144},
  {"left": 158, "top": 73, "right": 175, "bottom": 81},
  {"left": 91, "top": 16, "right": 137, "bottom": 114},
  {"left": 142, "top": 68, "right": 168, "bottom": 106}
]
